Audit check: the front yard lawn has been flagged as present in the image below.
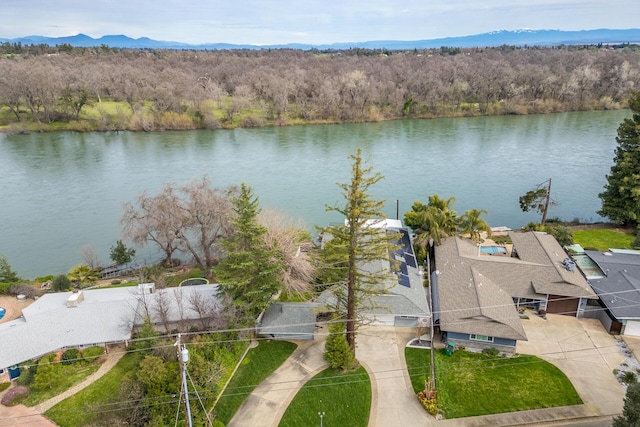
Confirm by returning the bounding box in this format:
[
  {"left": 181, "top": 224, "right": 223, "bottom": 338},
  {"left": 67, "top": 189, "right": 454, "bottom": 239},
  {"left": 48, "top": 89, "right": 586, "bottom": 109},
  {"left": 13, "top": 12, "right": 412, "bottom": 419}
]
[
  {"left": 405, "top": 348, "right": 582, "bottom": 419},
  {"left": 572, "top": 228, "right": 634, "bottom": 251},
  {"left": 212, "top": 340, "right": 297, "bottom": 425},
  {"left": 279, "top": 366, "right": 371, "bottom": 427},
  {"left": 21, "top": 363, "right": 101, "bottom": 407},
  {"left": 46, "top": 352, "right": 142, "bottom": 427}
]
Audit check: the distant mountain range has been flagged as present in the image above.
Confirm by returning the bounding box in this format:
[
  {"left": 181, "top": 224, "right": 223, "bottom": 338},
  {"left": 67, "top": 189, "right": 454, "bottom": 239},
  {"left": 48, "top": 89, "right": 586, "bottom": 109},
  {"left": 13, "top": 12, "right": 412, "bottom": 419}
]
[{"left": 1, "top": 28, "right": 639, "bottom": 50}]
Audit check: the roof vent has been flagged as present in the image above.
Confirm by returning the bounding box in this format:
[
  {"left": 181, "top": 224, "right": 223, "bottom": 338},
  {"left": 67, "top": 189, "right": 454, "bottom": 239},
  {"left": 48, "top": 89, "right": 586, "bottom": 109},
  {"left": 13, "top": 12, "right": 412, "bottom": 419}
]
[
  {"left": 565, "top": 261, "right": 576, "bottom": 271},
  {"left": 67, "top": 290, "right": 84, "bottom": 307}
]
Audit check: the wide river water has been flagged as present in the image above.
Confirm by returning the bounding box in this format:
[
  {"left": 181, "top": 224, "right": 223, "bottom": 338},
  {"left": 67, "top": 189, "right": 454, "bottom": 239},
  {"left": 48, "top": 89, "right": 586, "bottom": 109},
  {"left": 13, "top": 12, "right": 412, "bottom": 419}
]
[{"left": 0, "top": 110, "right": 629, "bottom": 278}]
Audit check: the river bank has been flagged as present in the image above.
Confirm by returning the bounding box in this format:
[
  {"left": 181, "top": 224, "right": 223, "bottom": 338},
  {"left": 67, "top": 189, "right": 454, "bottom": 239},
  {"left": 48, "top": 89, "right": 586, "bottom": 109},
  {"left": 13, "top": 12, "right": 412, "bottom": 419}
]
[{"left": 0, "top": 101, "right": 630, "bottom": 135}]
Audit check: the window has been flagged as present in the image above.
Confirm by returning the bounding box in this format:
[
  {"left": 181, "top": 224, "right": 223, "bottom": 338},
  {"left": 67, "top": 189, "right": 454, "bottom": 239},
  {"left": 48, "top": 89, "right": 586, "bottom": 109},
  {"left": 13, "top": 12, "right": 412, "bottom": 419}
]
[{"left": 470, "top": 334, "right": 494, "bottom": 342}]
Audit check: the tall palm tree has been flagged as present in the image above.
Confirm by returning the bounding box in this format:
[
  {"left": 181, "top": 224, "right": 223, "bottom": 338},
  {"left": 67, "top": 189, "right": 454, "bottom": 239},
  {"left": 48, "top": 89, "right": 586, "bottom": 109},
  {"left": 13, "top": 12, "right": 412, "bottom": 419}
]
[
  {"left": 403, "top": 195, "right": 460, "bottom": 261},
  {"left": 427, "top": 194, "right": 456, "bottom": 212},
  {"left": 460, "top": 208, "right": 492, "bottom": 243}
]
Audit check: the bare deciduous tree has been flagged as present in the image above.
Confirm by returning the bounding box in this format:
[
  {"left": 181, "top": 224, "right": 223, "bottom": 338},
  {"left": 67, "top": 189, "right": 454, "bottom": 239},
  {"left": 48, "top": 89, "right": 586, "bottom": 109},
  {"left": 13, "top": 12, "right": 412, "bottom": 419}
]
[
  {"left": 187, "top": 290, "right": 218, "bottom": 330},
  {"left": 80, "top": 244, "right": 101, "bottom": 269},
  {"left": 152, "top": 289, "right": 172, "bottom": 333},
  {"left": 259, "top": 208, "right": 315, "bottom": 297}
]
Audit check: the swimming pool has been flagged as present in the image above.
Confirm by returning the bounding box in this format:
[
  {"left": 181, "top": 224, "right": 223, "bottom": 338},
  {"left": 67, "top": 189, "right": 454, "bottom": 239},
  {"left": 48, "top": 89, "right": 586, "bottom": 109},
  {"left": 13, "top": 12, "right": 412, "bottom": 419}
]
[
  {"left": 480, "top": 246, "right": 508, "bottom": 255},
  {"left": 0, "top": 307, "right": 6, "bottom": 320}
]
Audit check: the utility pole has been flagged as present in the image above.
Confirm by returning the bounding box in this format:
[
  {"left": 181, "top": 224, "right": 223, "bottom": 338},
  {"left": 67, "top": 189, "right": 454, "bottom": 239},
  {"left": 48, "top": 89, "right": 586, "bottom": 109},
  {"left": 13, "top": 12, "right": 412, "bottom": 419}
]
[
  {"left": 426, "top": 249, "right": 436, "bottom": 392},
  {"left": 176, "top": 334, "right": 193, "bottom": 427},
  {"left": 181, "top": 346, "right": 193, "bottom": 427}
]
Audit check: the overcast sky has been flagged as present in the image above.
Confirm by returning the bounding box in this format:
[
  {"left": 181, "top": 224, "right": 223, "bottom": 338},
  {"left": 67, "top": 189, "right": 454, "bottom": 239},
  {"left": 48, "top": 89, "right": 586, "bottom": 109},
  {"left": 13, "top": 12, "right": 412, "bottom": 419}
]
[{"left": 2, "top": 0, "right": 638, "bottom": 45}]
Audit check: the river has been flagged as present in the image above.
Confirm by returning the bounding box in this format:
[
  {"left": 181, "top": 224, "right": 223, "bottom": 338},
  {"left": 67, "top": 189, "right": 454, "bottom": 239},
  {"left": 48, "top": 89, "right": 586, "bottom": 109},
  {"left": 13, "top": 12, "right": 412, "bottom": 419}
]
[{"left": 0, "top": 110, "right": 629, "bottom": 278}]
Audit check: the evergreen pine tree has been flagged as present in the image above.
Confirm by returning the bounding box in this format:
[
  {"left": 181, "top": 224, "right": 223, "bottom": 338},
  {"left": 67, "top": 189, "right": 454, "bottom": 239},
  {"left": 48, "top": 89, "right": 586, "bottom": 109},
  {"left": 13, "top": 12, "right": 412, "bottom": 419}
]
[
  {"left": 599, "top": 91, "right": 640, "bottom": 226},
  {"left": 323, "top": 320, "right": 356, "bottom": 371},
  {"left": 319, "top": 148, "right": 397, "bottom": 356},
  {"left": 614, "top": 382, "right": 640, "bottom": 427},
  {"left": 215, "top": 183, "right": 283, "bottom": 322}
]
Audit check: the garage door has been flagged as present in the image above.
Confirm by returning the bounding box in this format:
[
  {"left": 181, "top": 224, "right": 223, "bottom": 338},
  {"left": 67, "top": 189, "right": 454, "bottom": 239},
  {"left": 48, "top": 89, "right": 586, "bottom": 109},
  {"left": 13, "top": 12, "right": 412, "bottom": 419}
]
[
  {"left": 546, "top": 296, "right": 579, "bottom": 316},
  {"left": 394, "top": 316, "right": 418, "bottom": 327},
  {"left": 624, "top": 320, "right": 640, "bottom": 337}
]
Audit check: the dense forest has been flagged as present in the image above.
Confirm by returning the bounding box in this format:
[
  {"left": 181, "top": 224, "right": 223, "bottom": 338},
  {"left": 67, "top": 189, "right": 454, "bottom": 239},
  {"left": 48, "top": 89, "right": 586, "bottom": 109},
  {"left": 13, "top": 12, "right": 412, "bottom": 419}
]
[{"left": 0, "top": 44, "right": 639, "bottom": 132}]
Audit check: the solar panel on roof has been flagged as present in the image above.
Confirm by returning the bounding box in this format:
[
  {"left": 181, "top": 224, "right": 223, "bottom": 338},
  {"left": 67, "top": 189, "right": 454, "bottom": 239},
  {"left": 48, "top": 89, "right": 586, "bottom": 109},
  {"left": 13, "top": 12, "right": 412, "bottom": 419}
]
[
  {"left": 399, "top": 274, "right": 411, "bottom": 287},
  {"left": 399, "top": 262, "right": 408, "bottom": 275},
  {"left": 405, "top": 253, "right": 417, "bottom": 268}
]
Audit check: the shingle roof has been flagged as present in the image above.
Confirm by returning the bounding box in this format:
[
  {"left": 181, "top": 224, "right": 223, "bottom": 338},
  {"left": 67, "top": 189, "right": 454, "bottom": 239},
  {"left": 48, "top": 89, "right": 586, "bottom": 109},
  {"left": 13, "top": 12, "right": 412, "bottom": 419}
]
[
  {"left": 315, "top": 226, "right": 430, "bottom": 319},
  {"left": 257, "top": 302, "right": 319, "bottom": 338},
  {"left": 435, "top": 238, "right": 526, "bottom": 340},
  {"left": 509, "top": 232, "right": 597, "bottom": 298},
  {"left": 434, "top": 232, "right": 597, "bottom": 341}
]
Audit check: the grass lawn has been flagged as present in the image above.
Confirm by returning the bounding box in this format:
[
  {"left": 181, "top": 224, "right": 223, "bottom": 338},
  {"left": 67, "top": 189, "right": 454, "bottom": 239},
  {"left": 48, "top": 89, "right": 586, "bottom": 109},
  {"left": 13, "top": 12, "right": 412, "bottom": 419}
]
[
  {"left": 572, "top": 228, "right": 634, "bottom": 251},
  {"left": 405, "top": 347, "right": 433, "bottom": 393},
  {"left": 279, "top": 366, "right": 371, "bottom": 427},
  {"left": 434, "top": 349, "right": 581, "bottom": 418},
  {"left": 46, "top": 352, "right": 142, "bottom": 427},
  {"left": 213, "top": 340, "right": 297, "bottom": 425},
  {"left": 21, "top": 364, "right": 101, "bottom": 407}
]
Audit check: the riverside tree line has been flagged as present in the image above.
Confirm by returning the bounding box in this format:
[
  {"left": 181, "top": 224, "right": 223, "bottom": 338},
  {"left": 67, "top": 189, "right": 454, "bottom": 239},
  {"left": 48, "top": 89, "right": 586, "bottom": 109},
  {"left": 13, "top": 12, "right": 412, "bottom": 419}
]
[{"left": 0, "top": 44, "right": 639, "bottom": 131}]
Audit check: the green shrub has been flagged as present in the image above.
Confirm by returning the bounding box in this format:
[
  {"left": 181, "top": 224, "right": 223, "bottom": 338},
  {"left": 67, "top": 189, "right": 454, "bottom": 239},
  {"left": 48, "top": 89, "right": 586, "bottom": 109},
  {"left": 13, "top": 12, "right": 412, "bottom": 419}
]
[
  {"left": 544, "top": 224, "right": 573, "bottom": 246},
  {"left": 623, "top": 371, "right": 638, "bottom": 385},
  {"left": 16, "top": 364, "right": 37, "bottom": 386},
  {"left": 490, "top": 235, "right": 512, "bottom": 245},
  {"left": 523, "top": 222, "right": 542, "bottom": 231},
  {"left": 482, "top": 347, "right": 500, "bottom": 357},
  {"left": 633, "top": 226, "right": 640, "bottom": 250},
  {"left": 323, "top": 321, "right": 356, "bottom": 371},
  {"left": 0, "top": 282, "right": 11, "bottom": 294},
  {"left": 35, "top": 275, "right": 55, "bottom": 283},
  {"left": 0, "top": 382, "right": 11, "bottom": 392},
  {"left": 61, "top": 348, "right": 81, "bottom": 365},
  {"left": 82, "top": 346, "right": 104, "bottom": 362},
  {"left": 52, "top": 274, "right": 71, "bottom": 292}
]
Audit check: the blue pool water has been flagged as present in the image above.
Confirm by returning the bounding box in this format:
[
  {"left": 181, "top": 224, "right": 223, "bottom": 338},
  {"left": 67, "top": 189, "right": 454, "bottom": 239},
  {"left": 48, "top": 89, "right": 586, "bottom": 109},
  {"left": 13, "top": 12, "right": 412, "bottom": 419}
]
[
  {"left": 0, "top": 307, "right": 5, "bottom": 320},
  {"left": 480, "top": 246, "right": 508, "bottom": 255}
]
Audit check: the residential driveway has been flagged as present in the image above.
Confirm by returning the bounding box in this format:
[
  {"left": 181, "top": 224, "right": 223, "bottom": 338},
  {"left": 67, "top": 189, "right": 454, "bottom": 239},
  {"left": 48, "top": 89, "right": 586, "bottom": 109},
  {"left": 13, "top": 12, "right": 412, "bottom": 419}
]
[
  {"left": 229, "top": 318, "right": 623, "bottom": 427},
  {"left": 228, "top": 338, "right": 328, "bottom": 427},
  {"left": 516, "top": 313, "right": 625, "bottom": 416},
  {"left": 356, "top": 325, "right": 434, "bottom": 427},
  {"left": 0, "top": 403, "right": 56, "bottom": 427}
]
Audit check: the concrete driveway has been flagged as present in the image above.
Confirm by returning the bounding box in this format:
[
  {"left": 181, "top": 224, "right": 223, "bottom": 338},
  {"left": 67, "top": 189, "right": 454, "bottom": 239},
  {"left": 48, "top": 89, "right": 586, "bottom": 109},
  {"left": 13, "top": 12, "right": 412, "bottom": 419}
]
[
  {"left": 0, "top": 403, "right": 56, "bottom": 427},
  {"left": 516, "top": 312, "right": 626, "bottom": 417},
  {"left": 356, "top": 326, "right": 434, "bottom": 427}
]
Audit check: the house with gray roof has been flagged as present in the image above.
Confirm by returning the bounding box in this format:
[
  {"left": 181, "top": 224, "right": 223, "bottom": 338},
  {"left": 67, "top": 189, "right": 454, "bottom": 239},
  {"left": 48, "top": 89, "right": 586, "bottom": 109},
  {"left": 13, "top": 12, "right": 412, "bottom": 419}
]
[
  {"left": 583, "top": 249, "right": 640, "bottom": 336},
  {"left": 261, "top": 220, "right": 431, "bottom": 341},
  {"left": 0, "top": 284, "right": 221, "bottom": 378},
  {"left": 314, "top": 220, "right": 431, "bottom": 329},
  {"left": 432, "top": 231, "right": 597, "bottom": 352},
  {"left": 257, "top": 302, "right": 320, "bottom": 340}
]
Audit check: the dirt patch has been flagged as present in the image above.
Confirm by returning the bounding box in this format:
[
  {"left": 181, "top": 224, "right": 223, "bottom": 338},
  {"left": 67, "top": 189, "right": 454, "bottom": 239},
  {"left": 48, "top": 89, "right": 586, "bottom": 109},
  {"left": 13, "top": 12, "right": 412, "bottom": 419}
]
[{"left": 0, "top": 295, "right": 34, "bottom": 324}]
